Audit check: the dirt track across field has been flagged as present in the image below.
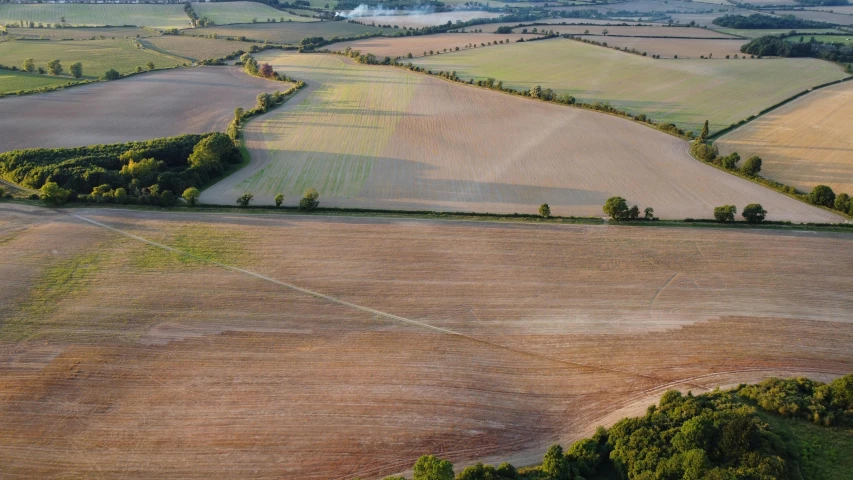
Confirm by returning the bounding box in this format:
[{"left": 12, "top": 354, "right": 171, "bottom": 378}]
[
  {"left": 1, "top": 203, "right": 851, "bottom": 478},
  {"left": 0, "top": 66, "right": 278, "bottom": 151}
]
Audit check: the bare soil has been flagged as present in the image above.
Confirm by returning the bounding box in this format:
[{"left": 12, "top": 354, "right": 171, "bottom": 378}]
[{"left": 1, "top": 203, "right": 851, "bottom": 478}]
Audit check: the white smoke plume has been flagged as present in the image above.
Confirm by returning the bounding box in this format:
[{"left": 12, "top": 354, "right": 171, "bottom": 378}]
[{"left": 336, "top": 4, "right": 437, "bottom": 19}]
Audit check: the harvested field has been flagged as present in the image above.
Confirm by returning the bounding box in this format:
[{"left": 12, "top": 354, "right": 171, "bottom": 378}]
[
  {"left": 716, "top": 80, "right": 853, "bottom": 196},
  {"left": 326, "top": 33, "right": 540, "bottom": 58},
  {"left": 0, "top": 4, "right": 189, "bottom": 29},
  {"left": 190, "top": 1, "right": 315, "bottom": 25},
  {"left": 413, "top": 38, "right": 849, "bottom": 133},
  {"left": 200, "top": 52, "right": 839, "bottom": 222},
  {"left": 0, "top": 203, "right": 851, "bottom": 478},
  {"left": 0, "top": 69, "right": 74, "bottom": 95},
  {"left": 184, "top": 21, "right": 395, "bottom": 44},
  {"left": 786, "top": 33, "right": 853, "bottom": 44},
  {"left": 482, "top": 20, "right": 645, "bottom": 32},
  {"left": 351, "top": 11, "right": 502, "bottom": 28},
  {"left": 0, "top": 66, "right": 279, "bottom": 151},
  {"left": 140, "top": 35, "right": 259, "bottom": 62},
  {"left": 0, "top": 39, "right": 179, "bottom": 80},
  {"left": 592, "top": 36, "right": 746, "bottom": 58},
  {"left": 711, "top": 27, "right": 844, "bottom": 38},
  {"left": 785, "top": 9, "right": 853, "bottom": 26},
  {"left": 528, "top": 24, "right": 737, "bottom": 37},
  {"left": 4, "top": 26, "right": 154, "bottom": 40}
]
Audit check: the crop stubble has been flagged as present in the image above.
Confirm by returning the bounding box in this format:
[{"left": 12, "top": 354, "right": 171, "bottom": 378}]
[
  {"left": 201, "top": 52, "right": 840, "bottom": 222},
  {"left": 0, "top": 204, "right": 851, "bottom": 478}
]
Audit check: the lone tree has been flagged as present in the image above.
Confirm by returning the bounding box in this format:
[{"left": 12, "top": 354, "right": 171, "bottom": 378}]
[
  {"left": 808, "top": 185, "right": 835, "bottom": 207},
  {"left": 740, "top": 155, "right": 762, "bottom": 176},
  {"left": 539, "top": 203, "right": 551, "bottom": 218},
  {"left": 698, "top": 119, "right": 709, "bottom": 142},
  {"left": 70, "top": 62, "right": 83, "bottom": 79},
  {"left": 259, "top": 62, "right": 274, "bottom": 78},
  {"left": 103, "top": 69, "right": 120, "bottom": 80},
  {"left": 834, "top": 193, "right": 851, "bottom": 213},
  {"left": 22, "top": 58, "right": 35, "bottom": 72},
  {"left": 628, "top": 204, "right": 640, "bottom": 220},
  {"left": 644, "top": 207, "right": 655, "bottom": 220},
  {"left": 603, "top": 196, "right": 630, "bottom": 220},
  {"left": 40, "top": 181, "right": 70, "bottom": 205},
  {"left": 412, "top": 455, "right": 454, "bottom": 480},
  {"left": 714, "top": 205, "right": 737, "bottom": 222},
  {"left": 299, "top": 188, "right": 319, "bottom": 211},
  {"left": 237, "top": 193, "right": 254, "bottom": 207},
  {"left": 146, "top": 61, "right": 155, "bottom": 71},
  {"left": 530, "top": 84, "right": 542, "bottom": 98},
  {"left": 275, "top": 193, "right": 284, "bottom": 208},
  {"left": 47, "top": 59, "right": 62, "bottom": 76},
  {"left": 182, "top": 187, "right": 200, "bottom": 206},
  {"left": 742, "top": 203, "right": 767, "bottom": 223}
]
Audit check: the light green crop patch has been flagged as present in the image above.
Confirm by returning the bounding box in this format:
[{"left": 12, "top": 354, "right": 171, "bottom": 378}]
[
  {"left": 131, "top": 224, "right": 249, "bottom": 269},
  {"left": 2, "top": 252, "right": 101, "bottom": 341}
]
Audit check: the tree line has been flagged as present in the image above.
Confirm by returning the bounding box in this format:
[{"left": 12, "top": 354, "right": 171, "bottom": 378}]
[
  {"left": 712, "top": 14, "right": 833, "bottom": 30},
  {"left": 359, "top": 375, "right": 852, "bottom": 480},
  {"left": 740, "top": 35, "right": 853, "bottom": 63}
]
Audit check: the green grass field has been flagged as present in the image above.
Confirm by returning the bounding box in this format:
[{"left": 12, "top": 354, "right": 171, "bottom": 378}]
[
  {"left": 0, "top": 69, "right": 78, "bottom": 95},
  {"left": 191, "top": 2, "right": 315, "bottom": 25},
  {"left": 0, "top": 39, "right": 180, "bottom": 80},
  {"left": 0, "top": 4, "right": 190, "bottom": 29},
  {"left": 413, "top": 38, "right": 850, "bottom": 133},
  {"left": 140, "top": 36, "right": 258, "bottom": 62},
  {"left": 184, "top": 21, "right": 395, "bottom": 44},
  {"left": 758, "top": 412, "right": 853, "bottom": 479},
  {"left": 785, "top": 34, "right": 853, "bottom": 45},
  {"left": 5, "top": 26, "right": 154, "bottom": 40}
]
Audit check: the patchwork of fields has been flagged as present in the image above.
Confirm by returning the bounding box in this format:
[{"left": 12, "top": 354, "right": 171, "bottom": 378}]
[
  {"left": 0, "top": 39, "right": 178, "bottom": 81},
  {"left": 717, "top": 80, "right": 853, "bottom": 196},
  {"left": 140, "top": 35, "right": 259, "bottom": 62},
  {"left": 200, "top": 53, "right": 840, "bottom": 222},
  {"left": 0, "top": 204, "right": 851, "bottom": 478},
  {"left": 185, "top": 21, "right": 395, "bottom": 44},
  {"left": 413, "top": 38, "right": 850, "bottom": 133},
  {"left": 0, "top": 4, "right": 189, "bottom": 29},
  {"left": 0, "top": 66, "right": 279, "bottom": 150},
  {"left": 4, "top": 26, "right": 153, "bottom": 40},
  {"left": 591, "top": 36, "right": 746, "bottom": 59},
  {"left": 190, "top": 1, "right": 314, "bottom": 25}
]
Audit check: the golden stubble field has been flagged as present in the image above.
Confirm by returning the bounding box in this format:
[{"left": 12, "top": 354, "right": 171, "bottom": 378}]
[
  {"left": 1, "top": 203, "right": 852, "bottom": 478},
  {"left": 200, "top": 52, "right": 840, "bottom": 222},
  {"left": 326, "top": 32, "right": 541, "bottom": 58},
  {"left": 717, "top": 80, "right": 853, "bottom": 196}
]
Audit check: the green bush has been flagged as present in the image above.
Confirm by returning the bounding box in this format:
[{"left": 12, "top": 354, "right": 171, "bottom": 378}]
[
  {"left": 714, "top": 205, "right": 736, "bottom": 222},
  {"left": 808, "top": 185, "right": 835, "bottom": 207},
  {"left": 299, "top": 188, "right": 319, "bottom": 211},
  {"left": 742, "top": 203, "right": 767, "bottom": 223}
]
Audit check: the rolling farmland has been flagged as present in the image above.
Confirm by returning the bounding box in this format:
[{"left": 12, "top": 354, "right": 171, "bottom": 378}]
[
  {"left": 0, "top": 4, "right": 190, "bottom": 29},
  {"left": 591, "top": 37, "right": 746, "bottom": 59},
  {"left": 525, "top": 24, "right": 737, "bottom": 37},
  {"left": 0, "top": 66, "right": 278, "bottom": 151},
  {"left": 200, "top": 52, "right": 839, "bottom": 222},
  {"left": 140, "top": 36, "right": 259, "bottom": 62},
  {"left": 716, "top": 80, "right": 853, "bottom": 196},
  {"left": 191, "top": 1, "right": 315, "bottom": 25},
  {"left": 0, "top": 39, "right": 178, "bottom": 80},
  {"left": 185, "top": 21, "right": 395, "bottom": 44},
  {"left": 0, "top": 204, "right": 851, "bottom": 478},
  {"left": 710, "top": 27, "right": 844, "bottom": 38},
  {"left": 326, "top": 33, "right": 540, "bottom": 58},
  {"left": 4, "top": 26, "right": 154, "bottom": 40},
  {"left": 412, "top": 38, "right": 850, "bottom": 133}
]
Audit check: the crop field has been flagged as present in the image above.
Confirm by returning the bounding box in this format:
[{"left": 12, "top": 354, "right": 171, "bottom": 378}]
[
  {"left": 0, "top": 4, "right": 190, "bottom": 29},
  {"left": 481, "top": 20, "right": 644, "bottom": 32},
  {"left": 140, "top": 36, "right": 259, "bottom": 62},
  {"left": 716, "top": 80, "right": 853, "bottom": 196},
  {"left": 0, "top": 66, "right": 278, "bottom": 151},
  {"left": 527, "top": 25, "right": 737, "bottom": 37},
  {"left": 190, "top": 1, "right": 315, "bottom": 25},
  {"left": 199, "top": 52, "right": 839, "bottom": 222},
  {"left": 786, "top": 9, "right": 853, "bottom": 26},
  {"left": 0, "top": 204, "right": 851, "bottom": 478},
  {"left": 352, "top": 11, "right": 502, "bottom": 28},
  {"left": 0, "top": 39, "right": 178, "bottom": 80},
  {"left": 413, "top": 38, "right": 850, "bottom": 133},
  {"left": 593, "top": 37, "right": 747, "bottom": 59},
  {"left": 4, "top": 26, "right": 154, "bottom": 40},
  {"left": 184, "top": 21, "right": 395, "bottom": 44},
  {"left": 325, "top": 33, "right": 540, "bottom": 58},
  {"left": 710, "top": 27, "right": 844, "bottom": 38},
  {"left": 0, "top": 69, "right": 74, "bottom": 95}
]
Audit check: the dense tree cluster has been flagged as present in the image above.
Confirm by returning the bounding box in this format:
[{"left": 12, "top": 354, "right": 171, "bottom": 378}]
[
  {"left": 741, "top": 35, "right": 853, "bottom": 63},
  {"left": 712, "top": 14, "right": 831, "bottom": 29},
  {"left": 0, "top": 134, "right": 240, "bottom": 205}
]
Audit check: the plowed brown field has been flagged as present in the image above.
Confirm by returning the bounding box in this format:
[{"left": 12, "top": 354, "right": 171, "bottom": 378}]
[
  {"left": 0, "top": 66, "right": 278, "bottom": 151},
  {"left": 1, "top": 203, "right": 852, "bottom": 478}
]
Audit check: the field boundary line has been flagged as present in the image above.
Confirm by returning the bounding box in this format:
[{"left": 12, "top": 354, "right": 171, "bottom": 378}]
[{"left": 69, "top": 212, "right": 710, "bottom": 391}]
